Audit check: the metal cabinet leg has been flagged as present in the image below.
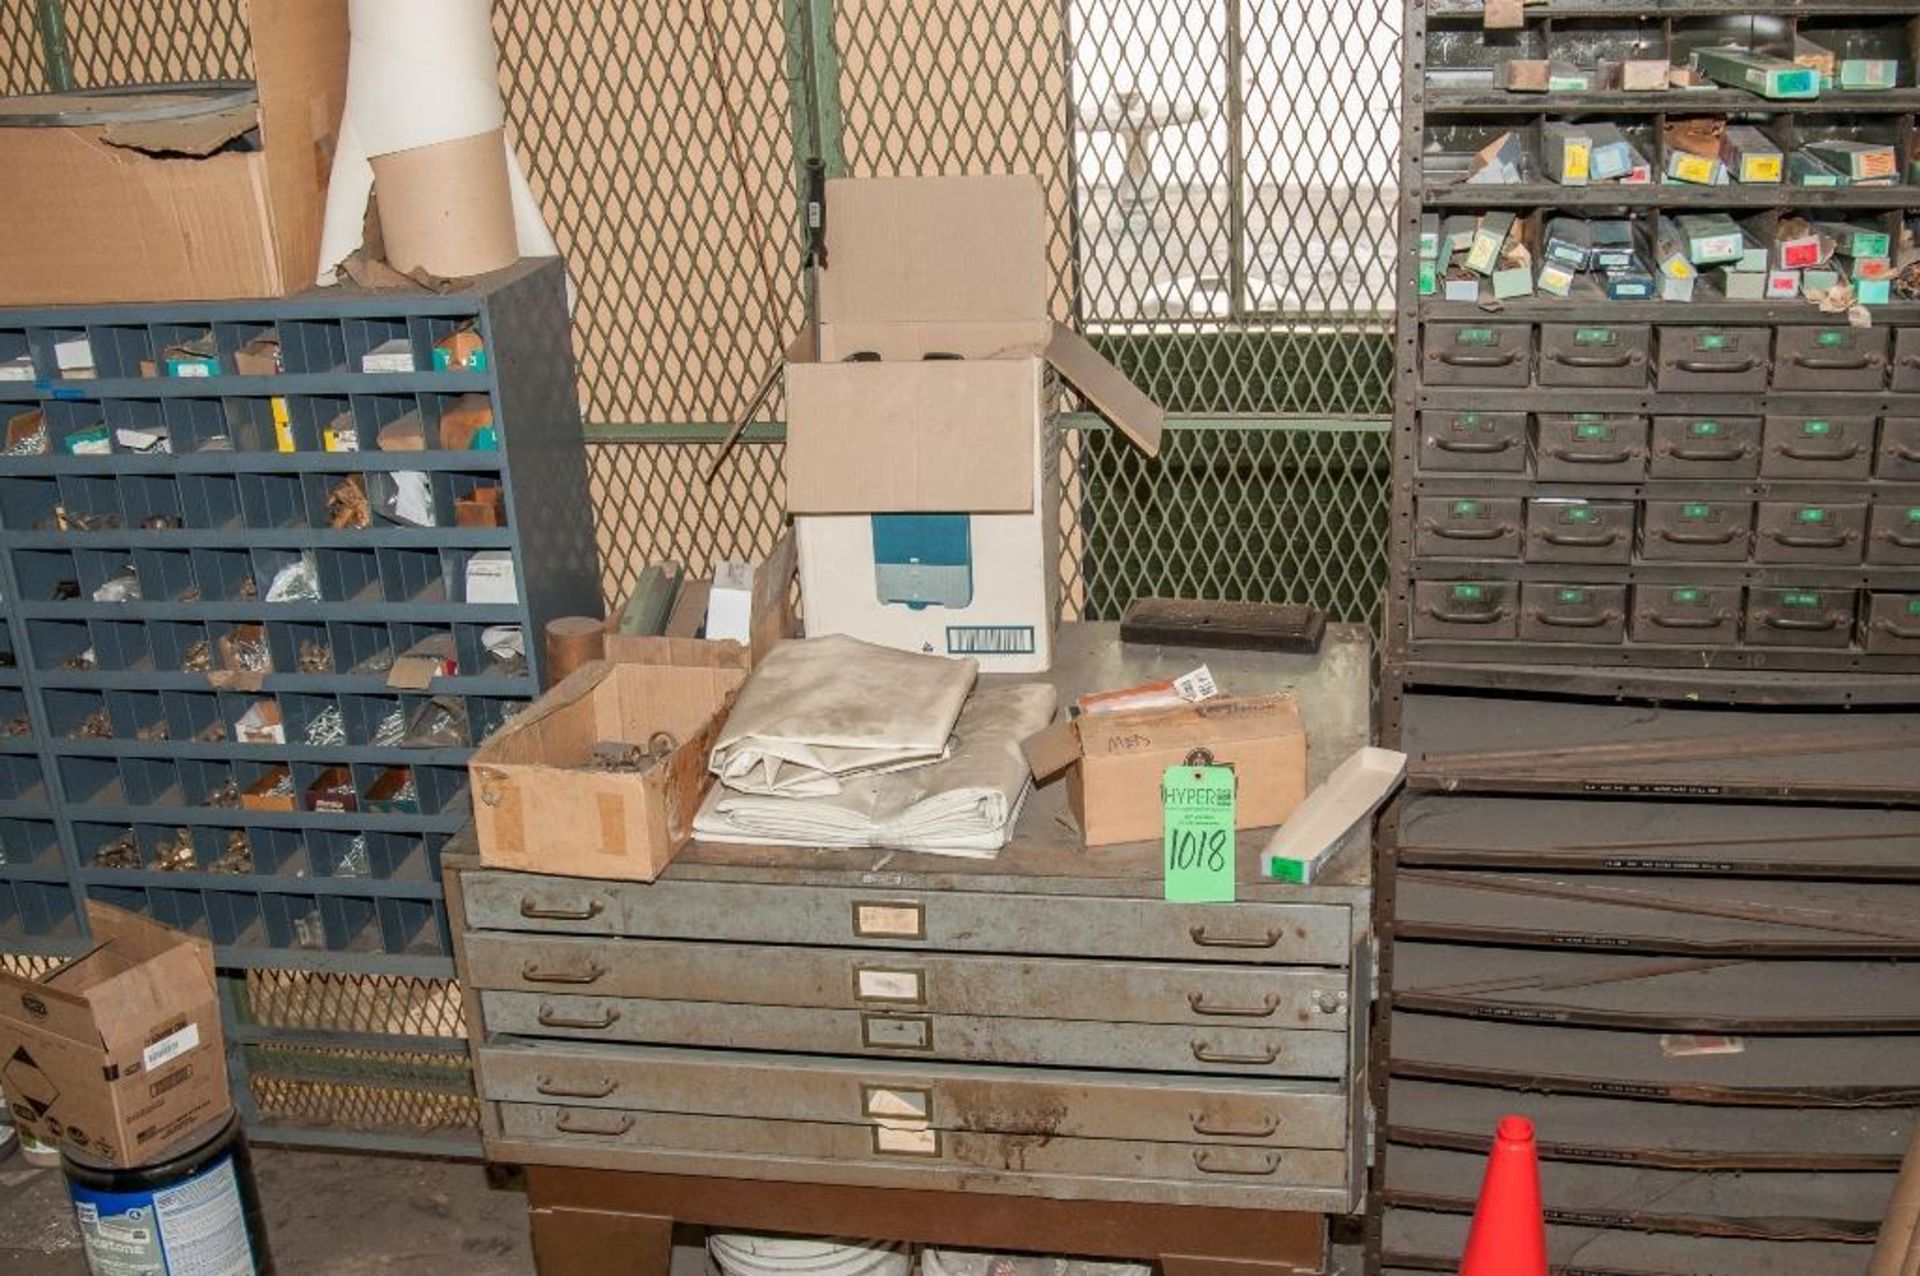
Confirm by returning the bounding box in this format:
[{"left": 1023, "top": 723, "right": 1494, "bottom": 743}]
[{"left": 530, "top": 1204, "right": 674, "bottom": 1276}]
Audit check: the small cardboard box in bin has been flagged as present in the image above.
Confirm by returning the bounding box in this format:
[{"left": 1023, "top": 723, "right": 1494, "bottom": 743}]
[
  {"left": 605, "top": 531, "right": 799, "bottom": 672},
  {"left": 0, "top": 903, "right": 229, "bottom": 1168},
  {"left": 1021, "top": 694, "right": 1308, "bottom": 848},
  {"left": 470, "top": 660, "right": 745, "bottom": 880}
]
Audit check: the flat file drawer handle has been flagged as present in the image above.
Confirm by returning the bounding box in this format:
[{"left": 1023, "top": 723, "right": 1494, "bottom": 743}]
[
  {"left": 1546, "top": 446, "right": 1635, "bottom": 465},
  {"left": 1883, "top": 530, "right": 1920, "bottom": 550},
  {"left": 1673, "top": 357, "right": 1760, "bottom": 374},
  {"left": 1529, "top": 609, "right": 1620, "bottom": 629},
  {"left": 554, "top": 1112, "right": 634, "bottom": 1137},
  {"left": 1666, "top": 443, "right": 1750, "bottom": 463},
  {"left": 1875, "top": 620, "right": 1920, "bottom": 641},
  {"left": 1420, "top": 520, "right": 1514, "bottom": 542},
  {"left": 1641, "top": 609, "right": 1730, "bottom": 630},
  {"left": 1188, "top": 991, "right": 1281, "bottom": 1018},
  {"left": 1432, "top": 436, "right": 1514, "bottom": 454},
  {"left": 1435, "top": 350, "right": 1519, "bottom": 368},
  {"left": 1549, "top": 350, "right": 1635, "bottom": 369},
  {"left": 1656, "top": 526, "right": 1743, "bottom": 546},
  {"left": 537, "top": 1004, "right": 621, "bottom": 1030},
  {"left": 519, "top": 897, "right": 605, "bottom": 921},
  {"left": 1768, "top": 530, "right": 1852, "bottom": 549},
  {"left": 1188, "top": 925, "right": 1282, "bottom": 950},
  {"left": 1191, "top": 1113, "right": 1280, "bottom": 1138},
  {"left": 1419, "top": 604, "right": 1510, "bottom": 626},
  {"left": 535, "top": 1075, "right": 618, "bottom": 1099},
  {"left": 1764, "top": 612, "right": 1842, "bottom": 633},
  {"left": 1892, "top": 445, "right": 1920, "bottom": 463},
  {"left": 1192, "top": 1149, "right": 1283, "bottom": 1176},
  {"left": 1537, "top": 528, "right": 1622, "bottom": 548},
  {"left": 1778, "top": 442, "right": 1862, "bottom": 462},
  {"left": 521, "top": 960, "right": 607, "bottom": 986},
  {"left": 1790, "top": 352, "right": 1873, "bottom": 371},
  {"left": 1191, "top": 1040, "right": 1283, "bottom": 1066}
]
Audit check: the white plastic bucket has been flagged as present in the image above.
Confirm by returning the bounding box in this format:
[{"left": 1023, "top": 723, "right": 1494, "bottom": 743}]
[{"left": 709, "top": 1232, "right": 911, "bottom": 1276}]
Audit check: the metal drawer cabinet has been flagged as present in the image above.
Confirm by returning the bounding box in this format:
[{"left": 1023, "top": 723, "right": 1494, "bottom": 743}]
[
  {"left": 1629, "top": 584, "right": 1741, "bottom": 646},
  {"left": 1418, "top": 410, "right": 1528, "bottom": 474},
  {"left": 1422, "top": 323, "right": 1530, "bottom": 387},
  {"left": 1518, "top": 584, "right": 1626, "bottom": 644},
  {"left": 1773, "top": 326, "right": 1890, "bottom": 391},
  {"left": 1649, "top": 415, "right": 1761, "bottom": 479},
  {"left": 1414, "top": 497, "right": 1522, "bottom": 560},
  {"left": 1744, "top": 588, "right": 1857, "bottom": 649},
  {"left": 1411, "top": 581, "right": 1517, "bottom": 641},
  {"left": 1866, "top": 594, "right": 1920, "bottom": 655},
  {"left": 1869, "top": 500, "right": 1920, "bottom": 566},
  {"left": 1754, "top": 501, "right": 1867, "bottom": 565},
  {"left": 1539, "top": 323, "right": 1650, "bottom": 389},
  {"left": 1533, "top": 414, "right": 1647, "bottom": 483},
  {"left": 460, "top": 872, "right": 1354, "bottom": 967},
  {"left": 1639, "top": 499, "right": 1753, "bottom": 563},
  {"left": 1759, "top": 415, "right": 1875, "bottom": 480},
  {"left": 1654, "top": 326, "right": 1769, "bottom": 392},
  {"left": 1524, "top": 499, "right": 1633, "bottom": 565},
  {"left": 1896, "top": 329, "right": 1920, "bottom": 393},
  {"left": 1880, "top": 418, "right": 1920, "bottom": 480}
]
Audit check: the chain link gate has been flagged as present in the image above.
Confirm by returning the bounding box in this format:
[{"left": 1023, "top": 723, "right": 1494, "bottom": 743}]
[{"left": 0, "top": 0, "right": 1400, "bottom": 1149}]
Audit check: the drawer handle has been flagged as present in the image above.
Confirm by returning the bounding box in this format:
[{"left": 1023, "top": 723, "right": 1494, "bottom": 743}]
[
  {"left": 1790, "top": 353, "right": 1873, "bottom": 372},
  {"left": 1188, "top": 991, "right": 1281, "bottom": 1019},
  {"left": 1436, "top": 350, "right": 1519, "bottom": 368},
  {"left": 1884, "top": 531, "right": 1920, "bottom": 550},
  {"left": 1421, "top": 520, "right": 1515, "bottom": 542},
  {"left": 1764, "top": 612, "right": 1842, "bottom": 633},
  {"left": 521, "top": 960, "right": 607, "bottom": 986},
  {"left": 1656, "top": 526, "right": 1743, "bottom": 547},
  {"left": 1891, "top": 445, "right": 1920, "bottom": 463},
  {"left": 1420, "top": 604, "right": 1511, "bottom": 626},
  {"left": 1529, "top": 608, "right": 1619, "bottom": 629},
  {"left": 554, "top": 1112, "right": 634, "bottom": 1137},
  {"left": 1665, "top": 444, "right": 1750, "bottom": 463},
  {"left": 519, "top": 898, "right": 605, "bottom": 921},
  {"left": 1188, "top": 925, "right": 1282, "bottom": 950},
  {"left": 537, "top": 1004, "right": 621, "bottom": 1031},
  {"left": 1191, "top": 1148, "right": 1283, "bottom": 1176},
  {"left": 1546, "top": 446, "right": 1635, "bottom": 466},
  {"left": 1874, "top": 619, "right": 1920, "bottom": 641},
  {"left": 1549, "top": 350, "right": 1635, "bottom": 369},
  {"left": 1537, "top": 528, "right": 1622, "bottom": 549},
  {"left": 1640, "top": 608, "right": 1729, "bottom": 630},
  {"left": 1778, "top": 442, "right": 1862, "bottom": 462},
  {"left": 1432, "top": 436, "right": 1514, "bottom": 455},
  {"left": 1191, "top": 1040, "right": 1283, "bottom": 1066},
  {"left": 1673, "top": 357, "right": 1759, "bottom": 374},
  {"left": 1768, "top": 530, "right": 1852, "bottom": 550},
  {"left": 1191, "top": 1113, "right": 1281, "bottom": 1139},
  {"left": 535, "top": 1075, "right": 618, "bottom": 1099}
]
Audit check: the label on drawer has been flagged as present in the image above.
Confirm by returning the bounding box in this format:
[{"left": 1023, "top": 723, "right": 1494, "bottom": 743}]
[
  {"left": 872, "top": 1125, "right": 940, "bottom": 1157},
  {"left": 862, "top": 1085, "right": 931, "bottom": 1122},
  {"left": 855, "top": 967, "right": 924, "bottom": 1003},
  {"left": 862, "top": 1014, "right": 933, "bottom": 1051},
  {"left": 852, "top": 901, "right": 925, "bottom": 939}
]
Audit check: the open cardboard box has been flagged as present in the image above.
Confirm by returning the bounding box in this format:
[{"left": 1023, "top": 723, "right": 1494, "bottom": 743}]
[
  {"left": 0, "top": 0, "right": 347, "bottom": 305},
  {"left": 0, "top": 903, "right": 229, "bottom": 1167},
  {"left": 605, "top": 531, "right": 798, "bottom": 672},
  {"left": 469, "top": 659, "right": 746, "bottom": 881}
]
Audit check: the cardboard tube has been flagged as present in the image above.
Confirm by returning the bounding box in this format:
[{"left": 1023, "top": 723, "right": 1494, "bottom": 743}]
[
  {"left": 545, "top": 617, "right": 606, "bottom": 689},
  {"left": 371, "top": 128, "right": 517, "bottom": 279},
  {"left": 1873, "top": 1120, "right": 1920, "bottom": 1276}
]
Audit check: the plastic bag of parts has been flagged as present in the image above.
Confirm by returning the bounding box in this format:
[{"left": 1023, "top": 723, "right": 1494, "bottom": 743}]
[
  {"left": 265, "top": 552, "right": 321, "bottom": 603},
  {"left": 368, "top": 470, "right": 435, "bottom": 528},
  {"left": 92, "top": 568, "right": 141, "bottom": 603},
  {"left": 403, "top": 696, "right": 469, "bottom": 748},
  {"left": 481, "top": 624, "right": 527, "bottom": 677}
]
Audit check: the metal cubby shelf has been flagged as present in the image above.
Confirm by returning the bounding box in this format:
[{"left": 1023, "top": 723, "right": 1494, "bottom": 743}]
[{"left": 0, "top": 258, "right": 598, "bottom": 1148}]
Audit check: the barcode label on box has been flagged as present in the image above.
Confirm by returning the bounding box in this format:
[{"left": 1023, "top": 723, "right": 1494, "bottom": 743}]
[
  {"left": 142, "top": 1023, "right": 199, "bottom": 1073},
  {"left": 946, "top": 626, "right": 1035, "bottom": 656}
]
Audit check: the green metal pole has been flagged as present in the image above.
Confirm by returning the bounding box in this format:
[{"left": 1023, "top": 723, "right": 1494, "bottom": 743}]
[{"left": 35, "top": 0, "right": 73, "bottom": 91}]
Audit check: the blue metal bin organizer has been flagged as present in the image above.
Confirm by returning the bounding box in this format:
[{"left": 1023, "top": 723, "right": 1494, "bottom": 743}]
[{"left": 0, "top": 258, "right": 600, "bottom": 1151}]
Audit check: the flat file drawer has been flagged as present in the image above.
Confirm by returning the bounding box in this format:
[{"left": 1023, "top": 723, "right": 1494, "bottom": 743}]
[
  {"left": 481, "top": 991, "right": 1349, "bottom": 1078},
  {"left": 1654, "top": 326, "right": 1769, "bottom": 392},
  {"left": 1880, "top": 419, "right": 1920, "bottom": 480},
  {"left": 1760, "top": 415, "right": 1875, "bottom": 480},
  {"left": 1629, "top": 584, "right": 1741, "bottom": 646},
  {"left": 1896, "top": 329, "right": 1920, "bottom": 392},
  {"left": 1774, "top": 326, "right": 1889, "bottom": 391},
  {"left": 1518, "top": 584, "right": 1625, "bottom": 644},
  {"left": 1524, "top": 499, "right": 1633, "bottom": 565},
  {"left": 460, "top": 872, "right": 1353, "bottom": 966},
  {"left": 1422, "top": 323, "right": 1530, "bottom": 387},
  {"left": 1639, "top": 500, "right": 1754, "bottom": 563},
  {"left": 1418, "top": 410, "right": 1527, "bottom": 474},
  {"left": 1415, "top": 497, "right": 1522, "bottom": 560},
  {"left": 465, "top": 934, "right": 1351, "bottom": 1030},
  {"left": 1539, "top": 323, "right": 1650, "bottom": 388},
  {"left": 1866, "top": 594, "right": 1920, "bottom": 655},
  {"left": 1754, "top": 502, "right": 1867, "bottom": 565},
  {"left": 1411, "top": 581, "right": 1517, "bottom": 641},
  {"left": 1869, "top": 500, "right": 1920, "bottom": 566},
  {"left": 1649, "top": 416, "right": 1760, "bottom": 479},
  {"left": 1745, "top": 588, "right": 1857, "bottom": 649},
  {"left": 1533, "top": 415, "right": 1647, "bottom": 483},
  {"left": 491, "top": 1104, "right": 1351, "bottom": 1211}
]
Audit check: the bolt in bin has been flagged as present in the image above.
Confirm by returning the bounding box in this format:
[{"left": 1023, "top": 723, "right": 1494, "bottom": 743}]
[
  {"left": 1745, "top": 587, "right": 1857, "bottom": 649},
  {"left": 1773, "top": 326, "right": 1889, "bottom": 392},
  {"left": 1539, "top": 323, "right": 1650, "bottom": 388},
  {"left": 1754, "top": 501, "right": 1867, "bottom": 565},
  {"left": 1640, "top": 499, "right": 1754, "bottom": 562},
  {"left": 1655, "top": 326, "right": 1769, "bottom": 392},
  {"left": 1414, "top": 496, "right": 1523, "bottom": 559},
  {"left": 1418, "top": 410, "right": 1528, "bottom": 474},
  {"left": 1534, "top": 414, "right": 1647, "bottom": 482},
  {"left": 1519, "top": 583, "right": 1627, "bottom": 644},
  {"left": 1411, "top": 580, "right": 1518, "bottom": 641},
  {"left": 1525, "top": 499, "right": 1633, "bottom": 564},
  {"left": 1629, "top": 584, "right": 1741, "bottom": 646},
  {"left": 1759, "top": 415, "right": 1875, "bottom": 480},
  {"left": 1422, "top": 323, "right": 1531, "bottom": 387}
]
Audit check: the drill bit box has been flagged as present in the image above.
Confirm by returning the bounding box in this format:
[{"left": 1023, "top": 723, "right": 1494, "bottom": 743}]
[
  {"left": 1590, "top": 220, "right": 1636, "bottom": 272},
  {"left": 1691, "top": 46, "right": 1821, "bottom": 99},
  {"left": 1720, "top": 125, "right": 1783, "bottom": 183},
  {"left": 1541, "top": 123, "right": 1591, "bottom": 185},
  {"left": 1543, "top": 218, "right": 1594, "bottom": 271},
  {"left": 1674, "top": 213, "right": 1744, "bottom": 265},
  {"left": 1802, "top": 139, "right": 1898, "bottom": 183}
]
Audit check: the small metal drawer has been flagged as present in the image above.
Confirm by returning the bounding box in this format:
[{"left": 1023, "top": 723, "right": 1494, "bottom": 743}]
[
  {"left": 1414, "top": 496, "right": 1522, "bottom": 560},
  {"left": 1410, "top": 581, "right": 1517, "bottom": 641},
  {"left": 1868, "top": 500, "right": 1920, "bottom": 566},
  {"left": 1417, "top": 410, "right": 1528, "bottom": 474},
  {"left": 1639, "top": 499, "right": 1753, "bottom": 563},
  {"left": 1649, "top": 416, "right": 1761, "bottom": 479},
  {"left": 1759, "top": 415, "right": 1876, "bottom": 480},
  {"left": 1655, "top": 326, "right": 1769, "bottom": 392},
  {"left": 1895, "top": 329, "right": 1920, "bottom": 393},
  {"left": 1629, "top": 584, "right": 1740, "bottom": 646},
  {"left": 1772, "top": 326, "right": 1889, "bottom": 391},
  {"left": 1539, "top": 323, "right": 1651, "bottom": 389},
  {"left": 1422, "top": 323, "right": 1530, "bottom": 387},
  {"left": 1745, "top": 587, "right": 1857, "bottom": 649},
  {"left": 1754, "top": 501, "right": 1867, "bottom": 565},
  {"left": 1865, "top": 593, "right": 1920, "bottom": 654},
  {"left": 1524, "top": 499, "right": 1633, "bottom": 565},
  {"left": 1533, "top": 414, "right": 1648, "bottom": 483},
  {"left": 1518, "top": 584, "right": 1626, "bottom": 644},
  {"left": 1878, "top": 418, "right": 1920, "bottom": 480}
]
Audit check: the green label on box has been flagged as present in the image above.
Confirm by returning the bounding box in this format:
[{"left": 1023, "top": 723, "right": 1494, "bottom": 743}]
[
  {"left": 1561, "top": 506, "right": 1595, "bottom": 523},
  {"left": 1452, "top": 500, "right": 1482, "bottom": 516},
  {"left": 1557, "top": 587, "right": 1587, "bottom": 604},
  {"left": 1576, "top": 422, "right": 1610, "bottom": 440},
  {"left": 1690, "top": 420, "right": 1723, "bottom": 437},
  {"left": 1697, "top": 333, "right": 1731, "bottom": 352},
  {"left": 1575, "top": 328, "right": 1615, "bottom": 346},
  {"left": 1817, "top": 331, "right": 1846, "bottom": 348},
  {"left": 1783, "top": 591, "right": 1821, "bottom": 608},
  {"left": 1673, "top": 587, "right": 1704, "bottom": 605},
  {"left": 1682, "top": 502, "right": 1712, "bottom": 519},
  {"left": 1458, "top": 412, "right": 1484, "bottom": 427},
  {"left": 1802, "top": 420, "right": 1832, "bottom": 436},
  {"left": 1451, "top": 583, "right": 1486, "bottom": 602},
  {"left": 1163, "top": 765, "right": 1236, "bottom": 904},
  {"left": 1798, "top": 508, "right": 1830, "bottom": 523},
  {"left": 1457, "top": 328, "right": 1496, "bottom": 347}
]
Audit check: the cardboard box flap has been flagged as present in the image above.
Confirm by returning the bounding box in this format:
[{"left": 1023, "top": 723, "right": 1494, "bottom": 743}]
[
  {"left": 249, "top": 0, "right": 349, "bottom": 292},
  {"left": 1074, "top": 693, "right": 1302, "bottom": 758},
  {"left": 83, "top": 900, "right": 210, "bottom": 977},
  {"left": 83, "top": 944, "right": 212, "bottom": 1063},
  {"left": 1044, "top": 325, "right": 1165, "bottom": 457},
  {"left": 100, "top": 101, "right": 259, "bottom": 158},
  {"left": 818, "top": 175, "right": 1048, "bottom": 327},
  {"left": 1021, "top": 717, "right": 1080, "bottom": 780},
  {"left": 0, "top": 966, "right": 99, "bottom": 1048}
]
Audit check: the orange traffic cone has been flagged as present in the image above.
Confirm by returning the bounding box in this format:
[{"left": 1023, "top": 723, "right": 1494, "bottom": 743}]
[{"left": 1459, "top": 1115, "right": 1548, "bottom": 1276}]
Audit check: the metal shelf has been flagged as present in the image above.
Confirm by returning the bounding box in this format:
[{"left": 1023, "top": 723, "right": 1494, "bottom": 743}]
[
  {"left": 0, "top": 528, "right": 516, "bottom": 551},
  {"left": 1417, "top": 297, "right": 1920, "bottom": 324},
  {"left": 1413, "top": 476, "right": 1920, "bottom": 499},
  {"left": 1430, "top": 0, "right": 1920, "bottom": 16},
  {"left": 1410, "top": 560, "right": 1920, "bottom": 584},
  {"left": 81, "top": 867, "right": 442, "bottom": 899},
  {"left": 1421, "top": 87, "right": 1920, "bottom": 115},
  {"left": 1403, "top": 645, "right": 1920, "bottom": 677},
  {"left": 1423, "top": 184, "right": 1920, "bottom": 210},
  {"left": 0, "top": 452, "right": 507, "bottom": 476},
  {"left": 1417, "top": 387, "right": 1920, "bottom": 413},
  {"left": 12, "top": 601, "right": 523, "bottom": 623}
]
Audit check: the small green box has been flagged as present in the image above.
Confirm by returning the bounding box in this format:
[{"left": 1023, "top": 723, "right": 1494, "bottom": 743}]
[
  {"left": 1692, "top": 46, "right": 1821, "bottom": 100},
  {"left": 1838, "top": 59, "right": 1897, "bottom": 91},
  {"left": 1856, "top": 277, "right": 1891, "bottom": 306},
  {"left": 1418, "top": 260, "right": 1438, "bottom": 296}
]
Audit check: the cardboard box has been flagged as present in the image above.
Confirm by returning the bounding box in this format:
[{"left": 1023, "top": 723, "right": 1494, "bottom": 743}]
[
  {"left": 1584, "top": 124, "right": 1641, "bottom": 182},
  {"left": 470, "top": 660, "right": 744, "bottom": 881},
  {"left": 0, "top": 1, "right": 345, "bottom": 305},
  {"left": 464, "top": 551, "right": 519, "bottom": 605},
  {"left": 1022, "top": 694, "right": 1308, "bottom": 848},
  {"left": 1465, "top": 212, "right": 1514, "bottom": 275},
  {"left": 305, "top": 765, "right": 357, "bottom": 814},
  {"left": 1691, "top": 46, "right": 1820, "bottom": 99},
  {"left": 1803, "top": 140, "right": 1897, "bottom": 183},
  {"left": 1540, "top": 123, "right": 1591, "bottom": 185},
  {"left": 0, "top": 903, "right": 229, "bottom": 1167},
  {"left": 241, "top": 766, "right": 297, "bottom": 812},
  {"left": 1838, "top": 59, "right": 1897, "bottom": 91},
  {"left": 607, "top": 531, "right": 797, "bottom": 672}
]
